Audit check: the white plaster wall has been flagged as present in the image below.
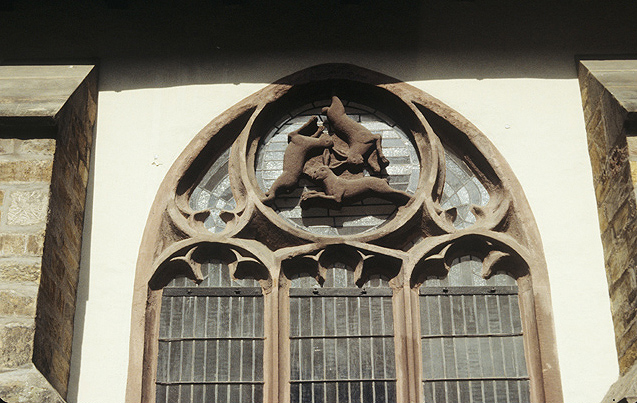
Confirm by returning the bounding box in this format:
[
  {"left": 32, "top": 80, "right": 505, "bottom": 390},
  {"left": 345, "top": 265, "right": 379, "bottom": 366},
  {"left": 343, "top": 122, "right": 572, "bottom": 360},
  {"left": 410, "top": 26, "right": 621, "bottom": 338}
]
[{"left": 69, "top": 57, "right": 617, "bottom": 403}]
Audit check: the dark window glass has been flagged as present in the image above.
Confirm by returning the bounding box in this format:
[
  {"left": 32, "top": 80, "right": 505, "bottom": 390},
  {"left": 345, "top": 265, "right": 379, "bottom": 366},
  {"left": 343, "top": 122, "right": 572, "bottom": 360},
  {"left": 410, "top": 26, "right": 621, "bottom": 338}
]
[
  {"left": 289, "top": 264, "right": 397, "bottom": 403},
  {"left": 420, "top": 256, "right": 529, "bottom": 403},
  {"left": 156, "top": 261, "right": 264, "bottom": 403}
]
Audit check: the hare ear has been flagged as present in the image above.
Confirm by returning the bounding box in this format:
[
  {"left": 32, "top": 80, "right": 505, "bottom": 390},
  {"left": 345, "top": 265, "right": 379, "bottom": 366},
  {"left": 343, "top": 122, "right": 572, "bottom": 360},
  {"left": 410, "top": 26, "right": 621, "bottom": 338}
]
[{"left": 322, "top": 148, "right": 331, "bottom": 165}]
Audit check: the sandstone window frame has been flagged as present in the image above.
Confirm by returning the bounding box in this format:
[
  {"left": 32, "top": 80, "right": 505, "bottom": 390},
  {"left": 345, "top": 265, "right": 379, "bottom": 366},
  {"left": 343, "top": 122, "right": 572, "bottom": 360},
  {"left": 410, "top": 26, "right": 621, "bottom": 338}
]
[{"left": 127, "top": 63, "right": 563, "bottom": 403}]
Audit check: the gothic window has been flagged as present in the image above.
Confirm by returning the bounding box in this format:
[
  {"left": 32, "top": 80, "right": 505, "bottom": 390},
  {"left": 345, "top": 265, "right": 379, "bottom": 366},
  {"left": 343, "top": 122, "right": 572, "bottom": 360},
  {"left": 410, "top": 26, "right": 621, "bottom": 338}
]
[{"left": 129, "top": 64, "right": 563, "bottom": 403}]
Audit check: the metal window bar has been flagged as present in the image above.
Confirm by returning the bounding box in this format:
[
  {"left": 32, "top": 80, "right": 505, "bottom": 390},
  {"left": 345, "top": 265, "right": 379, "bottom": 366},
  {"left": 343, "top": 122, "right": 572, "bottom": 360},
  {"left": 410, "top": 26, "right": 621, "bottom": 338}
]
[
  {"left": 420, "top": 288, "right": 530, "bottom": 403},
  {"left": 156, "top": 288, "right": 264, "bottom": 403},
  {"left": 289, "top": 292, "right": 396, "bottom": 403}
]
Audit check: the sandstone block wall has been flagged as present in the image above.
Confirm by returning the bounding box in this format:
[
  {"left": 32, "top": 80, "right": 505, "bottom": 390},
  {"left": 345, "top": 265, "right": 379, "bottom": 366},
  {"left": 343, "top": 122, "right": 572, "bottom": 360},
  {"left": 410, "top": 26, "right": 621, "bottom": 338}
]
[
  {"left": 0, "top": 135, "right": 63, "bottom": 401},
  {"left": 33, "top": 75, "right": 96, "bottom": 397},
  {"left": 0, "top": 137, "right": 54, "bottom": 361},
  {"left": 579, "top": 60, "right": 637, "bottom": 401},
  {"left": 0, "top": 65, "right": 96, "bottom": 402}
]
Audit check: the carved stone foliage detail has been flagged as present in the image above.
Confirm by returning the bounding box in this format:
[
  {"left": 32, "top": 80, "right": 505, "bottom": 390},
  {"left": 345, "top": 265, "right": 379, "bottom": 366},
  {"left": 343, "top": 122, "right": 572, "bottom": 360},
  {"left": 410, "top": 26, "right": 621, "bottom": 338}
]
[{"left": 410, "top": 234, "right": 529, "bottom": 288}]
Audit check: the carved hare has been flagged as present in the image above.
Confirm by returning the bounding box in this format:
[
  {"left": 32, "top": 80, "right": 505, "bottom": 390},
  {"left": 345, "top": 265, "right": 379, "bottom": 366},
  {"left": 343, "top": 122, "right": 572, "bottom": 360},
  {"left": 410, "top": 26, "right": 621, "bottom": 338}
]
[
  {"left": 322, "top": 96, "right": 389, "bottom": 173},
  {"left": 301, "top": 165, "right": 411, "bottom": 207},
  {"left": 262, "top": 116, "right": 333, "bottom": 204}
]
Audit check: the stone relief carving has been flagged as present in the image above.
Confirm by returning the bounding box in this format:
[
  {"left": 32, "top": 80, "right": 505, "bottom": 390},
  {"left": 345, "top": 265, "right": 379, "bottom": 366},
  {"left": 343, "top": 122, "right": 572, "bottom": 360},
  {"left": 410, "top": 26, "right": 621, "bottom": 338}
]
[
  {"left": 281, "top": 243, "right": 403, "bottom": 288},
  {"left": 261, "top": 95, "right": 410, "bottom": 210},
  {"left": 300, "top": 164, "right": 411, "bottom": 208},
  {"left": 133, "top": 65, "right": 559, "bottom": 403},
  {"left": 148, "top": 239, "right": 272, "bottom": 291},
  {"left": 262, "top": 116, "right": 333, "bottom": 205},
  {"left": 321, "top": 96, "right": 389, "bottom": 173}
]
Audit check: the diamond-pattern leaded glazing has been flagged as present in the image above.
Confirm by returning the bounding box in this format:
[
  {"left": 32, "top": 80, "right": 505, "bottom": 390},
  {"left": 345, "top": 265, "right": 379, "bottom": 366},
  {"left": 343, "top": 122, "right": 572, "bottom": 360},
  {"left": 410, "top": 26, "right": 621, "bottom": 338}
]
[
  {"left": 440, "top": 151, "right": 490, "bottom": 229},
  {"left": 255, "top": 100, "right": 419, "bottom": 236},
  {"left": 190, "top": 148, "right": 236, "bottom": 233}
]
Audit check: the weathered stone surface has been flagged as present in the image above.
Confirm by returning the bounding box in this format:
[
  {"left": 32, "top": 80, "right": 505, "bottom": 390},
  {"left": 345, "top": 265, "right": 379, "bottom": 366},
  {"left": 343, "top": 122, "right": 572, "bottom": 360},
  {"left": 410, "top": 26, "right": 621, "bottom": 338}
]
[
  {"left": 0, "top": 287, "right": 37, "bottom": 316},
  {"left": 25, "top": 232, "right": 45, "bottom": 255},
  {"left": 0, "top": 234, "right": 27, "bottom": 256},
  {"left": 585, "top": 102, "right": 603, "bottom": 137},
  {"left": 15, "top": 139, "right": 56, "bottom": 156},
  {"left": 0, "top": 65, "right": 96, "bottom": 402},
  {"left": 588, "top": 141, "right": 605, "bottom": 182},
  {"left": 0, "top": 160, "right": 53, "bottom": 182},
  {"left": 7, "top": 190, "right": 50, "bottom": 226},
  {"left": 0, "top": 65, "right": 95, "bottom": 119},
  {"left": 628, "top": 137, "right": 637, "bottom": 158},
  {"left": 611, "top": 198, "right": 637, "bottom": 238},
  {"left": 0, "top": 366, "right": 64, "bottom": 403},
  {"left": 0, "top": 319, "right": 35, "bottom": 368},
  {"left": 621, "top": 338, "right": 637, "bottom": 375},
  {"left": 606, "top": 241, "right": 631, "bottom": 286},
  {"left": 582, "top": 60, "right": 637, "bottom": 118},
  {"left": 0, "top": 139, "right": 14, "bottom": 155},
  {"left": 603, "top": 359, "right": 637, "bottom": 402},
  {"left": 581, "top": 60, "right": 637, "bottom": 380},
  {"left": 596, "top": 205, "right": 610, "bottom": 233},
  {"left": 0, "top": 260, "right": 41, "bottom": 283}
]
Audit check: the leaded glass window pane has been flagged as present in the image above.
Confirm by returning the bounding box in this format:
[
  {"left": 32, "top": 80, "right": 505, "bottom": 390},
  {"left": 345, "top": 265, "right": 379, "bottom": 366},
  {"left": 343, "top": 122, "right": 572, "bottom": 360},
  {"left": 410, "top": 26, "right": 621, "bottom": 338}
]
[
  {"left": 441, "top": 151, "right": 490, "bottom": 229},
  {"left": 190, "top": 148, "right": 235, "bottom": 233},
  {"left": 420, "top": 256, "right": 529, "bottom": 403},
  {"left": 156, "top": 261, "right": 264, "bottom": 403},
  {"left": 289, "top": 264, "right": 396, "bottom": 403}
]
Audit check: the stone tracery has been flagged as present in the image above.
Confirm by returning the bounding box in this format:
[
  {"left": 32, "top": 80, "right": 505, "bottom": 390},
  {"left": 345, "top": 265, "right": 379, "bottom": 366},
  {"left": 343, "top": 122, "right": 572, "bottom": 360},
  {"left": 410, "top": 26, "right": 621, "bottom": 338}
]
[{"left": 130, "top": 64, "right": 562, "bottom": 403}]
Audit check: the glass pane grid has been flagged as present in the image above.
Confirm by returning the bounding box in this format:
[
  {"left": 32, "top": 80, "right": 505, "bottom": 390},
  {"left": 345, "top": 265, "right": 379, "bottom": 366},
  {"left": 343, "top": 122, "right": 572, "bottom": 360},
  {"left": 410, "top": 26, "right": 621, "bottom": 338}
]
[
  {"left": 157, "top": 263, "right": 264, "bottom": 403},
  {"left": 290, "top": 265, "right": 396, "bottom": 403},
  {"left": 165, "top": 260, "right": 260, "bottom": 288},
  {"left": 420, "top": 263, "right": 529, "bottom": 403}
]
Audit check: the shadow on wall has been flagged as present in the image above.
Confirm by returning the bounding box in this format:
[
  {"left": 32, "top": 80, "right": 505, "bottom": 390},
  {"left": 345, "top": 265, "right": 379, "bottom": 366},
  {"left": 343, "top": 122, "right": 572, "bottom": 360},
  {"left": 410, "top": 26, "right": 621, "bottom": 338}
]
[
  {"left": 2, "top": 0, "right": 637, "bottom": 89},
  {"left": 65, "top": 116, "right": 97, "bottom": 403}
]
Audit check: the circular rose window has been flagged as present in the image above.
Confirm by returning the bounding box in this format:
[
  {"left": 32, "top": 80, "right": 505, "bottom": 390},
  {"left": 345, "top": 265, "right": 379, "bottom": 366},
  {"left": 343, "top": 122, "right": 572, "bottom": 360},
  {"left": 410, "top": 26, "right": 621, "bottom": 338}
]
[{"left": 255, "top": 99, "right": 420, "bottom": 236}]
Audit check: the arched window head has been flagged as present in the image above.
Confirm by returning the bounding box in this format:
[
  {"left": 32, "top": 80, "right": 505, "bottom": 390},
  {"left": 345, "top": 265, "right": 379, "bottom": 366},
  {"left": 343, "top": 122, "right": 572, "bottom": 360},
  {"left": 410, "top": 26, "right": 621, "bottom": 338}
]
[{"left": 128, "top": 64, "right": 563, "bottom": 403}]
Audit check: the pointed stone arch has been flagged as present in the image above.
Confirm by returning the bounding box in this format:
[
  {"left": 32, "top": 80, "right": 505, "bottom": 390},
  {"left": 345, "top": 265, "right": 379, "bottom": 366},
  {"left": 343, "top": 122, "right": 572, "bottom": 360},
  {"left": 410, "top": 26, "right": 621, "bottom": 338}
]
[{"left": 126, "top": 64, "right": 562, "bottom": 403}]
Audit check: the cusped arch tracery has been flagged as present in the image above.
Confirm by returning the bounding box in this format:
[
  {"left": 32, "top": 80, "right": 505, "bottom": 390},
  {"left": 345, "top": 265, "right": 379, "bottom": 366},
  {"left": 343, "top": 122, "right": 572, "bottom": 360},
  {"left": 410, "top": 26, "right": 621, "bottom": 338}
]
[{"left": 128, "top": 63, "right": 562, "bottom": 403}]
